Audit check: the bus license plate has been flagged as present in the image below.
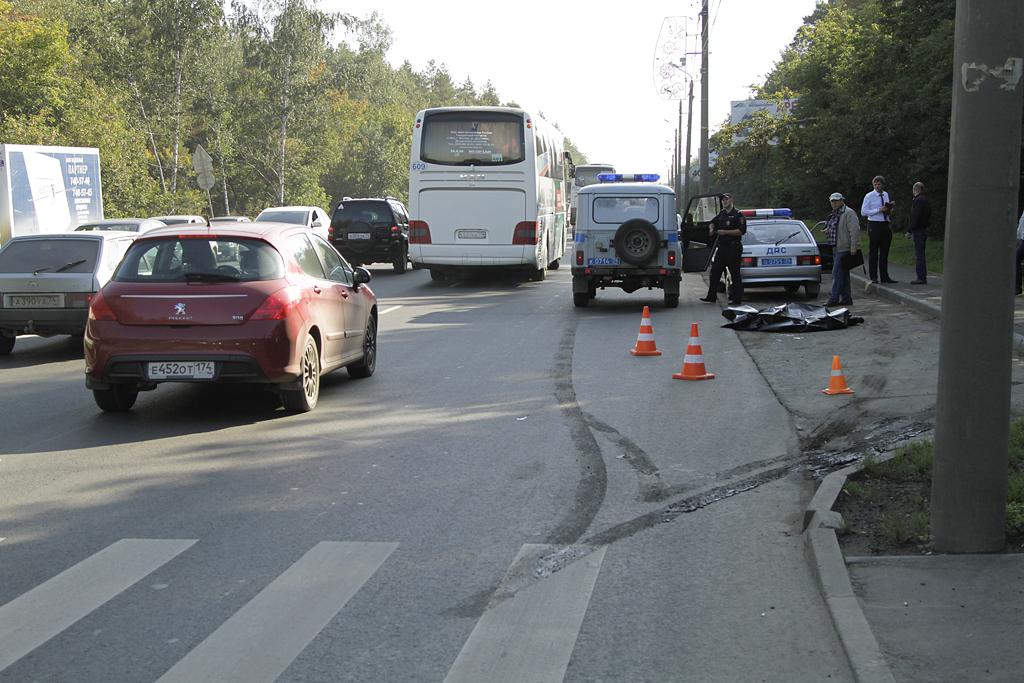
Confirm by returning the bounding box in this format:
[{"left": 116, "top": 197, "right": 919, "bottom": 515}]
[
  {"left": 760, "top": 257, "right": 794, "bottom": 266},
  {"left": 6, "top": 294, "right": 64, "bottom": 308},
  {"left": 457, "top": 229, "right": 487, "bottom": 239},
  {"left": 347, "top": 233, "right": 371, "bottom": 240},
  {"left": 147, "top": 361, "right": 216, "bottom": 380},
  {"left": 587, "top": 257, "right": 621, "bottom": 266}
]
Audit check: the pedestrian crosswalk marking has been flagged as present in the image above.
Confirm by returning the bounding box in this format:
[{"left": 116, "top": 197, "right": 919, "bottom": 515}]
[
  {"left": 444, "top": 544, "right": 607, "bottom": 683},
  {"left": 0, "top": 538, "right": 196, "bottom": 673},
  {"left": 156, "top": 541, "right": 397, "bottom": 683}
]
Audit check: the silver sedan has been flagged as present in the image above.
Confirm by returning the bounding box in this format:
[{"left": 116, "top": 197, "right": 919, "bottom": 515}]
[{"left": 738, "top": 212, "right": 822, "bottom": 299}]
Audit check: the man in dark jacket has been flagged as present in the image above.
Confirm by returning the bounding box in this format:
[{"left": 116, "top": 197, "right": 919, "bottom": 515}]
[
  {"left": 905, "top": 181, "right": 931, "bottom": 284},
  {"left": 700, "top": 192, "right": 747, "bottom": 305}
]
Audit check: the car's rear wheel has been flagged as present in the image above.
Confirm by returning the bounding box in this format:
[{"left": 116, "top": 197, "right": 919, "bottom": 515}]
[
  {"left": 784, "top": 283, "right": 800, "bottom": 294},
  {"left": 805, "top": 283, "right": 821, "bottom": 299},
  {"left": 93, "top": 384, "right": 138, "bottom": 412},
  {"left": 393, "top": 247, "right": 408, "bottom": 274},
  {"left": 547, "top": 258, "right": 560, "bottom": 270},
  {"left": 281, "top": 337, "right": 320, "bottom": 413},
  {"left": 429, "top": 269, "right": 446, "bottom": 282},
  {"left": 0, "top": 334, "right": 14, "bottom": 355},
  {"left": 347, "top": 315, "right": 377, "bottom": 379},
  {"left": 665, "top": 293, "right": 679, "bottom": 308},
  {"left": 573, "top": 292, "right": 589, "bottom": 307}
]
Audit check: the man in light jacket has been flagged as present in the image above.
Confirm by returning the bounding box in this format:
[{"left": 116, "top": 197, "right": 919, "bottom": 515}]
[{"left": 826, "top": 192, "right": 861, "bottom": 306}]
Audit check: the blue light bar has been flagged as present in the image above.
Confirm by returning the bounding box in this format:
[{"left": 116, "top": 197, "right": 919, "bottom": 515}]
[
  {"left": 596, "top": 173, "right": 661, "bottom": 183},
  {"left": 740, "top": 208, "right": 793, "bottom": 217}
]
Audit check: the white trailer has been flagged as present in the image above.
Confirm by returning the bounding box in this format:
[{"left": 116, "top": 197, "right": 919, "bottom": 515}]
[{"left": 0, "top": 144, "right": 103, "bottom": 245}]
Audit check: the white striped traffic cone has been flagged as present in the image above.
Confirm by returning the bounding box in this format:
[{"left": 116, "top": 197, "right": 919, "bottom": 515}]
[
  {"left": 672, "top": 322, "right": 715, "bottom": 380},
  {"left": 630, "top": 306, "right": 662, "bottom": 356}
]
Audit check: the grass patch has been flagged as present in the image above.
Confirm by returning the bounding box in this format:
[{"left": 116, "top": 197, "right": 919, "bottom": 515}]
[{"left": 861, "top": 440, "right": 933, "bottom": 481}]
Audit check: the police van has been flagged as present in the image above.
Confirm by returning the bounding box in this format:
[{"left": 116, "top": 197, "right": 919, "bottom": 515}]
[{"left": 571, "top": 174, "right": 682, "bottom": 307}]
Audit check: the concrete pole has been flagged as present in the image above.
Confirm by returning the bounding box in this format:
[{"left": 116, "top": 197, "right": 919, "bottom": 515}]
[
  {"left": 685, "top": 80, "right": 694, "bottom": 209},
  {"left": 931, "top": 0, "right": 1023, "bottom": 552},
  {"left": 699, "top": 0, "right": 709, "bottom": 194},
  {"left": 673, "top": 127, "right": 680, "bottom": 210}
]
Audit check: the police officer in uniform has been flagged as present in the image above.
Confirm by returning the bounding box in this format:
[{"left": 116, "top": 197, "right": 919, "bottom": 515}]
[{"left": 700, "top": 192, "right": 747, "bottom": 305}]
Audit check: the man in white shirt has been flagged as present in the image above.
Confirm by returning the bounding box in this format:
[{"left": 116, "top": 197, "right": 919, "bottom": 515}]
[{"left": 860, "top": 175, "right": 897, "bottom": 283}]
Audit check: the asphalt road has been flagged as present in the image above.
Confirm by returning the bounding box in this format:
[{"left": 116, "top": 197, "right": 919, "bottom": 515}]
[{"left": 0, "top": 258, "right": 882, "bottom": 682}]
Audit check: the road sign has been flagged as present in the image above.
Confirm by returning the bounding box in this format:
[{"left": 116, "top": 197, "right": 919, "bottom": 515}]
[{"left": 193, "top": 145, "right": 215, "bottom": 191}]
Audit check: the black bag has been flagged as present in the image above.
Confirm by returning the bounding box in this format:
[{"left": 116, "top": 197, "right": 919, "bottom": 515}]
[{"left": 840, "top": 251, "right": 865, "bottom": 272}]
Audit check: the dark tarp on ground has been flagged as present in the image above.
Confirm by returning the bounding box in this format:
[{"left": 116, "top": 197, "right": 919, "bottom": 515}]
[{"left": 721, "top": 302, "right": 865, "bottom": 332}]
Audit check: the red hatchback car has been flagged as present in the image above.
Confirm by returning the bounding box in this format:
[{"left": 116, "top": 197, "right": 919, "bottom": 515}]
[{"left": 84, "top": 222, "right": 377, "bottom": 413}]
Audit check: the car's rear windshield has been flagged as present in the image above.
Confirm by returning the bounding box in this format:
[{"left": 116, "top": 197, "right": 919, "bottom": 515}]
[
  {"left": 592, "top": 197, "right": 660, "bottom": 224},
  {"left": 0, "top": 238, "right": 99, "bottom": 274},
  {"left": 256, "top": 210, "right": 307, "bottom": 225},
  {"left": 420, "top": 111, "right": 525, "bottom": 166},
  {"left": 331, "top": 201, "right": 391, "bottom": 228},
  {"left": 743, "top": 221, "right": 812, "bottom": 245},
  {"left": 76, "top": 223, "right": 140, "bottom": 232},
  {"left": 575, "top": 167, "right": 615, "bottom": 187},
  {"left": 114, "top": 237, "right": 285, "bottom": 282}
]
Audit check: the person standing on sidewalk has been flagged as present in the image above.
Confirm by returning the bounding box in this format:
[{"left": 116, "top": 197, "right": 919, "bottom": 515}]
[
  {"left": 860, "top": 175, "right": 897, "bottom": 283},
  {"left": 700, "top": 192, "right": 746, "bottom": 306},
  {"left": 905, "top": 181, "right": 932, "bottom": 284},
  {"left": 825, "top": 192, "right": 861, "bottom": 306},
  {"left": 1015, "top": 209, "right": 1024, "bottom": 295}
]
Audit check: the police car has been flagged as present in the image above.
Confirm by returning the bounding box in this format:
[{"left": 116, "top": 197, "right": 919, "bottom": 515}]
[
  {"left": 571, "top": 174, "right": 682, "bottom": 307},
  {"left": 737, "top": 209, "right": 822, "bottom": 298}
]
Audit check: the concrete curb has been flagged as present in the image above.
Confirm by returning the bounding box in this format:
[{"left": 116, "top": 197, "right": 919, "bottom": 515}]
[
  {"left": 803, "top": 463, "right": 897, "bottom": 683},
  {"left": 851, "top": 273, "right": 1024, "bottom": 356}
]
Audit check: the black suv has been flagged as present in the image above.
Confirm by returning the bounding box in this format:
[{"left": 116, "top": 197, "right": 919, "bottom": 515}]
[{"left": 329, "top": 197, "right": 410, "bottom": 273}]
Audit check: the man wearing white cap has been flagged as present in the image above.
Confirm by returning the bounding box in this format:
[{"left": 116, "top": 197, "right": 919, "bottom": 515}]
[{"left": 825, "top": 192, "right": 861, "bottom": 306}]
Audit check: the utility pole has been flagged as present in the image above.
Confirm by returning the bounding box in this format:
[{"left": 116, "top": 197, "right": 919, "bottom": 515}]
[
  {"left": 931, "top": 0, "right": 1023, "bottom": 552},
  {"left": 676, "top": 101, "right": 683, "bottom": 213},
  {"left": 699, "top": 0, "right": 710, "bottom": 194},
  {"left": 684, "top": 79, "right": 694, "bottom": 210}
]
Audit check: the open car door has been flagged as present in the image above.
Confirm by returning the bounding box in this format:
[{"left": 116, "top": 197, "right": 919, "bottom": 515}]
[{"left": 680, "top": 193, "right": 722, "bottom": 272}]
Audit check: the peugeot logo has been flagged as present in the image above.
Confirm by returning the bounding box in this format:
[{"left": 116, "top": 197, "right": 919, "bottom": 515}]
[{"left": 174, "top": 303, "right": 187, "bottom": 315}]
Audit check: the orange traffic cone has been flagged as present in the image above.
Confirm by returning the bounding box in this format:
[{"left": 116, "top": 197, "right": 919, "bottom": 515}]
[
  {"left": 672, "top": 323, "right": 715, "bottom": 380},
  {"left": 822, "top": 355, "right": 854, "bottom": 395},
  {"left": 630, "top": 306, "right": 662, "bottom": 356}
]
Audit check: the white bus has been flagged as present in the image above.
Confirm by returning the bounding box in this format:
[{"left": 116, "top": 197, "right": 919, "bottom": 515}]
[
  {"left": 569, "top": 163, "right": 616, "bottom": 227},
  {"left": 407, "top": 107, "right": 571, "bottom": 281}
]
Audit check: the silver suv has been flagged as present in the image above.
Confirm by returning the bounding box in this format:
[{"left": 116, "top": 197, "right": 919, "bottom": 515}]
[{"left": 571, "top": 177, "right": 681, "bottom": 307}]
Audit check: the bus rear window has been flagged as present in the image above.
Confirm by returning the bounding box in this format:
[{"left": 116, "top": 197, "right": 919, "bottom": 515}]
[{"left": 420, "top": 112, "right": 525, "bottom": 166}]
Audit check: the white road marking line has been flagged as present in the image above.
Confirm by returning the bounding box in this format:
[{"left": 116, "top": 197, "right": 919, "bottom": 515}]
[
  {"left": 444, "top": 544, "right": 607, "bottom": 683},
  {"left": 379, "top": 305, "right": 403, "bottom": 315},
  {"left": 157, "top": 541, "right": 397, "bottom": 683},
  {"left": 0, "top": 538, "right": 196, "bottom": 673}
]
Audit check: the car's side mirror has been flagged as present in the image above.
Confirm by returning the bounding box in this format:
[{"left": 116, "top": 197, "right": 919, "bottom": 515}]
[
  {"left": 353, "top": 266, "right": 372, "bottom": 285},
  {"left": 311, "top": 219, "right": 323, "bottom": 228}
]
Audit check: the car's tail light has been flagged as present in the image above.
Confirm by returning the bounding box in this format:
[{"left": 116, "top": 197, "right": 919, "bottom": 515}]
[
  {"left": 576, "top": 250, "right": 584, "bottom": 266},
  {"left": 390, "top": 225, "right": 399, "bottom": 233},
  {"left": 68, "top": 292, "right": 93, "bottom": 308},
  {"left": 667, "top": 251, "right": 677, "bottom": 266},
  {"left": 797, "top": 255, "right": 821, "bottom": 266},
  {"left": 328, "top": 225, "right": 335, "bottom": 238},
  {"left": 251, "top": 286, "right": 303, "bottom": 321},
  {"left": 88, "top": 290, "right": 117, "bottom": 321},
  {"left": 742, "top": 257, "right": 756, "bottom": 266},
  {"left": 409, "top": 220, "right": 431, "bottom": 244},
  {"left": 512, "top": 221, "right": 537, "bottom": 245}
]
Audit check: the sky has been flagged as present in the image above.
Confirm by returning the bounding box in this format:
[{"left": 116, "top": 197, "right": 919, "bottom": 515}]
[{"left": 325, "top": 0, "right": 820, "bottom": 176}]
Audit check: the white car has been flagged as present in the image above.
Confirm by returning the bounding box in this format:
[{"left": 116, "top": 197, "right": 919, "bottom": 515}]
[
  {"left": 76, "top": 218, "right": 167, "bottom": 233},
  {"left": 150, "top": 214, "right": 206, "bottom": 226},
  {"left": 254, "top": 206, "right": 330, "bottom": 240}
]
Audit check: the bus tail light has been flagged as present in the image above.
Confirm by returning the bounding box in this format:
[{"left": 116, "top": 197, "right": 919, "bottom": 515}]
[
  {"left": 576, "top": 250, "right": 584, "bottom": 266},
  {"left": 409, "top": 220, "right": 431, "bottom": 244},
  {"left": 512, "top": 221, "right": 537, "bottom": 245}
]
